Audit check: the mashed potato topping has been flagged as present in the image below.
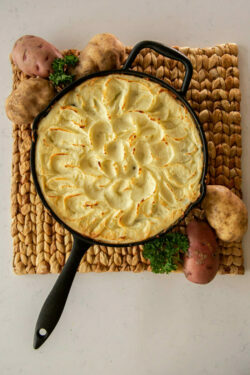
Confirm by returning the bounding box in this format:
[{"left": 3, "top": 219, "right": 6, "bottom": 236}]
[{"left": 36, "top": 74, "right": 203, "bottom": 243}]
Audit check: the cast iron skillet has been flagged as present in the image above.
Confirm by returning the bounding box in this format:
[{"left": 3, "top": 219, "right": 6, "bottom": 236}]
[{"left": 31, "top": 41, "right": 208, "bottom": 349}]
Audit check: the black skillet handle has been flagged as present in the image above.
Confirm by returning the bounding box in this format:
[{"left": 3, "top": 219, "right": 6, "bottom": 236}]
[
  {"left": 123, "top": 40, "right": 193, "bottom": 96},
  {"left": 33, "top": 237, "right": 90, "bottom": 349}
]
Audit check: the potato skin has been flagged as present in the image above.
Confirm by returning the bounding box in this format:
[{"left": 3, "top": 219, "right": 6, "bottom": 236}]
[
  {"left": 202, "top": 185, "right": 248, "bottom": 242},
  {"left": 5, "top": 78, "right": 55, "bottom": 125},
  {"left": 12, "top": 35, "right": 62, "bottom": 77},
  {"left": 73, "top": 33, "right": 125, "bottom": 79},
  {"left": 184, "top": 220, "right": 219, "bottom": 284}
]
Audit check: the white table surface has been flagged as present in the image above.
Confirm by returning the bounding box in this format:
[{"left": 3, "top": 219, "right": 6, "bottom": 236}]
[{"left": 0, "top": 0, "right": 250, "bottom": 374}]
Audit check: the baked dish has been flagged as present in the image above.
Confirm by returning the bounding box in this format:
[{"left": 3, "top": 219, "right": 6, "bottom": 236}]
[{"left": 35, "top": 74, "right": 203, "bottom": 243}]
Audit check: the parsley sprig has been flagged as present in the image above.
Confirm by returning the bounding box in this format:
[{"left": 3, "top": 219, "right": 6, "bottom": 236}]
[
  {"left": 49, "top": 55, "right": 79, "bottom": 88},
  {"left": 143, "top": 232, "right": 189, "bottom": 274}
]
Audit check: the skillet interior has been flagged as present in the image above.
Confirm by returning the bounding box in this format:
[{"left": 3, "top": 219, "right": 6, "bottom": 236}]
[{"left": 31, "top": 69, "right": 207, "bottom": 248}]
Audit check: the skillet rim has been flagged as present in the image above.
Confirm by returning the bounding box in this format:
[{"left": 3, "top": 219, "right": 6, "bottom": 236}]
[{"left": 31, "top": 69, "right": 208, "bottom": 247}]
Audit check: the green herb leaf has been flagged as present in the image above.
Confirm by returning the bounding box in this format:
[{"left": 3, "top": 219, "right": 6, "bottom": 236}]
[
  {"left": 49, "top": 72, "right": 73, "bottom": 86},
  {"left": 63, "top": 54, "right": 79, "bottom": 66},
  {"left": 49, "top": 54, "right": 79, "bottom": 88},
  {"left": 143, "top": 232, "right": 189, "bottom": 274}
]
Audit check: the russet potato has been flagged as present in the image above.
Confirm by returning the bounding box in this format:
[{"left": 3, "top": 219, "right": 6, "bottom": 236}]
[
  {"left": 202, "top": 185, "right": 248, "bottom": 242},
  {"left": 5, "top": 78, "right": 55, "bottom": 125},
  {"left": 72, "top": 33, "right": 125, "bottom": 79}
]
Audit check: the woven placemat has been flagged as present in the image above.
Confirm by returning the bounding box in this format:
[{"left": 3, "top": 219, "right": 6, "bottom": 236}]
[{"left": 10, "top": 43, "right": 244, "bottom": 275}]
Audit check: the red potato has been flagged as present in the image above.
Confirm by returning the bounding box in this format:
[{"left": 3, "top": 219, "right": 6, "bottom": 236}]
[
  {"left": 11, "top": 35, "right": 62, "bottom": 77},
  {"left": 183, "top": 220, "right": 219, "bottom": 284}
]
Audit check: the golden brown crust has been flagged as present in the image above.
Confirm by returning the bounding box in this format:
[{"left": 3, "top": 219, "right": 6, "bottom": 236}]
[{"left": 36, "top": 74, "right": 203, "bottom": 243}]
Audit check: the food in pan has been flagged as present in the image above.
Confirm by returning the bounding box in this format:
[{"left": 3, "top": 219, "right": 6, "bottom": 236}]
[
  {"left": 183, "top": 220, "right": 219, "bottom": 284},
  {"left": 202, "top": 185, "right": 248, "bottom": 242},
  {"left": 35, "top": 74, "right": 204, "bottom": 243}
]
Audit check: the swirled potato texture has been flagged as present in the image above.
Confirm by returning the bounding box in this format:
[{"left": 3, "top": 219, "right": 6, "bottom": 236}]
[{"left": 36, "top": 74, "right": 203, "bottom": 243}]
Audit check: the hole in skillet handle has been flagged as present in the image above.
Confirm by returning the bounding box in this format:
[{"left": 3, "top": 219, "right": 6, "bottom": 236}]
[
  {"left": 38, "top": 328, "right": 47, "bottom": 337},
  {"left": 123, "top": 40, "right": 193, "bottom": 96}
]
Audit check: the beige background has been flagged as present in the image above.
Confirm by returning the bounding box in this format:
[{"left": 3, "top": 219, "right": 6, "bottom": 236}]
[{"left": 0, "top": 0, "right": 250, "bottom": 374}]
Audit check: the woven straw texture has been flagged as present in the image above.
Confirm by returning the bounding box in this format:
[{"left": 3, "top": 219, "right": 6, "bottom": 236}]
[{"left": 10, "top": 43, "right": 244, "bottom": 275}]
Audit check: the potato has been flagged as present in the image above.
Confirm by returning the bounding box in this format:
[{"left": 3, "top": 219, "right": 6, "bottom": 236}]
[
  {"left": 5, "top": 78, "right": 55, "bottom": 125},
  {"left": 12, "top": 35, "right": 62, "bottom": 77},
  {"left": 183, "top": 220, "right": 219, "bottom": 284},
  {"left": 72, "top": 33, "right": 125, "bottom": 79},
  {"left": 202, "top": 185, "right": 248, "bottom": 242}
]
